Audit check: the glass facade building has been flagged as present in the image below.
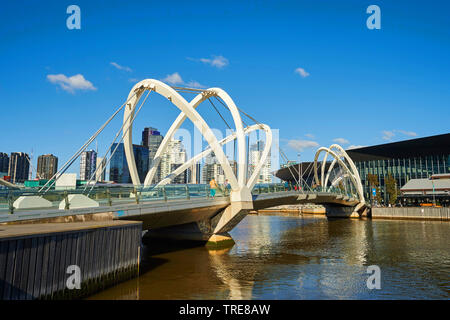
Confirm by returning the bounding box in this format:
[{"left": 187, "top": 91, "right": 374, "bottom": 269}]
[
  {"left": 37, "top": 154, "right": 58, "bottom": 180},
  {"left": 8, "top": 152, "right": 30, "bottom": 184},
  {"left": 347, "top": 133, "right": 450, "bottom": 204},
  {"left": 354, "top": 155, "right": 449, "bottom": 203},
  {"left": 80, "top": 150, "right": 97, "bottom": 181},
  {"left": 109, "top": 143, "right": 149, "bottom": 184},
  {"left": 0, "top": 152, "right": 9, "bottom": 175},
  {"left": 142, "top": 127, "right": 163, "bottom": 183},
  {"left": 274, "top": 133, "right": 450, "bottom": 205}
]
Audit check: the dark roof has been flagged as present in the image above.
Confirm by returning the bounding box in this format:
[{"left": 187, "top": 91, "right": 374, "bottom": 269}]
[
  {"left": 346, "top": 133, "right": 450, "bottom": 162},
  {"left": 273, "top": 133, "right": 450, "bottom": 182},
  {"left": 273, "top": 161, "right": 330, "bottom": 182}
]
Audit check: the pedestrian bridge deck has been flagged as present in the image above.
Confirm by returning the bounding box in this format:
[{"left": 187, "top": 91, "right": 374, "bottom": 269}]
[{"left": 0, "top": 184, "right": 360, "bottom": 229}]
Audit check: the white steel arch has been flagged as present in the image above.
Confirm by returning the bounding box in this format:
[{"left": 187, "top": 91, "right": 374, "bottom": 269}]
[
  {"left": 313, "top": 144, "right": 365, "bottom": 206},
  {"left": 122, "top": 79, "right": 272, "bottom": 202}
]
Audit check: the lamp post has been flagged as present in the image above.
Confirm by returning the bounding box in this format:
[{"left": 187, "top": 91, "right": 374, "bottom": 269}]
[
  {"left": 297, "top": 153, "right": 302, "bottom": 190},
  {"left": 432, "top": 177, "right": 436, "bottom": 206}
]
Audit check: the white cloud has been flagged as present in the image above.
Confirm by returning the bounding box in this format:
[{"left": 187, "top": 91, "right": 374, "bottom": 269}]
[
  {"left": 295, "top": 67, "right": 310, "bottom": 78},
  {"left": 287, "top": 139, "right": 319, "bottom": 151},
  {"left": 110, "top": 62, "right": 132, "bottom": 72},
  {"left": 382, "top": 130, "right": 395, "bottom": 141},
  {"left": 333, "top": 137, "right": 350, "bottom": 145},
  {"left": 382, "top": 129, "right": 417, "bottom": 141},
  {"left": 128, "top": 78, "right": 140, "bottom": 83},
  {"left": 162, "top": 72, "right": 184, "bottom": 85},
  {"left": 305, "top": 133, "right": 315, "bottom": 139},
  {"left": 161, "top": 72, "right": 205, "bottom": 88},
  {"left": 189, "top": 55, "right": 229, "bottom": 68},
  {"left": 347, "top": 145, "right": 366, "bottom": 150},
  {"left": 186, "top": 80, "right": 205, "bottom": 88},
  {"left": 397, "top": 130, "right": 417, "bottom": 137},
  {"left": 47, "top": 74, "right": 97, "bottom": 93}
]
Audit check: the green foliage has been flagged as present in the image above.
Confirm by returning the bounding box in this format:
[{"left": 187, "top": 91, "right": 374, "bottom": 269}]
[
  {"left": 385, "top": 174, "right": 399, "bottom": 205},
  {"left": 367, "top": 173, "right": 382, "bottom": 203},
  {"left": 367, "top": 173, "right": 379, "bottom": 187}
]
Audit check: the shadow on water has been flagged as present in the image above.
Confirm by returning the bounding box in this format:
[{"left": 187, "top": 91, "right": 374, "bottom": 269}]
[
  {"left": 141, "top": 236, "right": 209, "bottom": 256},
  {"left": 138, "top": 238, "right": 211, "bottom": 276}
]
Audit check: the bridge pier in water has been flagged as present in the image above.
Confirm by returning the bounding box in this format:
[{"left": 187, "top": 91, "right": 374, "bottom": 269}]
[{"left": 143, "top": 200, "right": 254, "bottom": 249}]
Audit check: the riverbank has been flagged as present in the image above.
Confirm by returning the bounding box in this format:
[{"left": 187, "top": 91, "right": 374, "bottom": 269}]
[
  {"left": 371, "top": 207, "right": 449, "bottom": 221},
  {"left": 255, "top": 204, "right": 326, "bottom": 215},
  {"left": 0, "top": 220, "right": 142, "bottom": 300}
]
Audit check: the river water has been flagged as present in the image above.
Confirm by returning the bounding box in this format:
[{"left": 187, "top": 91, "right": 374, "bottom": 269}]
[{"left": 89, "top": 213, "right": 450, "bottom": 300}]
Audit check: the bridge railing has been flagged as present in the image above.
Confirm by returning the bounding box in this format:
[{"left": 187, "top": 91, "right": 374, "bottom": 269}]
[
  {"left": 0, "top": 184, "right": 233, "bottom": 214},
  {"left": 0, "top": 182, "right": 358, "bottom": 215}
]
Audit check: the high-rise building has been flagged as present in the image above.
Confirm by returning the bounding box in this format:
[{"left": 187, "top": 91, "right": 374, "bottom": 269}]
[
  {"left": 8, "top": 152, "right": 30, "bottom": 184},
  {"left": 0, "top": 152, "right": 9, "bottom": 175},
  {"left": 249, "top": 140, "right": 272, "bottom": 183},
  {"left": 37, "top": 154, "right": 58, "bottom": 180},
  {"left": 201, "top": 152, "right": 227, "bottom": 184},
  {"left": 80, "top": 150, "right": 97, "bottom": 181},
  {"left": 142, "top": 127, "right": 164, "bottom": 183},
  {"left": 96, "top": 157, "right": 106, "bottom": 182},
  {"left": 189, "top": 161, "right": 201, "bottom": 184},
  {"left": 109, "top": 143, "right": 149, "bottom": 184},
  {"left": 171, "top": 163, "right": 187, "bottom": 184},
  {"left": 160, "top": 139, "right": 187, "bottom": 184}
]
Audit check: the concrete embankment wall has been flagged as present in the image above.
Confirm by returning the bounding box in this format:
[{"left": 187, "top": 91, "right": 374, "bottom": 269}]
[
  {"left": 371, "top": 207, "right": 449, "bottom": 221},
  {"left": 256, "top": 204, "right": 326, "bottom": 214},
  {"left": 0, "top": 220, "right": 142, "bottom": 300}
]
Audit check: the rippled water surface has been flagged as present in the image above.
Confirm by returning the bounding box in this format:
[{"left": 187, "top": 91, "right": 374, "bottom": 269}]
[{"left": 89, "top": 214, "right": 450, "bottom": 299}]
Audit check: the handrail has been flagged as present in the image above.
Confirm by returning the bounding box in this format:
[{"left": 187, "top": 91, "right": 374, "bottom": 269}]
[{"left": 0, "top": 183, "right": 350, "bottom": 215}]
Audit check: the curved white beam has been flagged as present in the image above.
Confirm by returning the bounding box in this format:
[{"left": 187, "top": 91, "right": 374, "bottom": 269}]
[
  {"left": 246, "top": 124, "right": 272, "bottom": 190},
  {"left": 208, "top": 88, "right": 247, "bottom": 187},
  {"left": 144, "top": 88, "right": 247, "bottom": 188},
  {"left": 156, "top": 123, "right": 272, "bottom": 190},
  {"left": 323, "top": 145, "right": 352, "bottom": 188},
  {"left": 123, "top": 79, "right": 239, "bottom": 191},
  {"left": 313, "top": 145, "right": 365, "bottom": 205},
  {"left": 328, "top": 144, "right": 364, "bottom": 196},
  {"left": 143, "top": 91, "right": 209, "bottom": 186}
]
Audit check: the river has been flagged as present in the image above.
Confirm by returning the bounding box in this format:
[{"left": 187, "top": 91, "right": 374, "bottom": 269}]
[{"left": 89, "top": 213, "right": 450, "bottom": 299}]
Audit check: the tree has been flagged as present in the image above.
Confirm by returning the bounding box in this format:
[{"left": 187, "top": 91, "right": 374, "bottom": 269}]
[
  {"left": 338, "top": 181, "right": 345, "bottom": 193},
  {"left": 385, "top": 174, "right": 399, "bottom": 205},
  {"left": 367, "top": 173, "right": 382, "bottom": 204}
]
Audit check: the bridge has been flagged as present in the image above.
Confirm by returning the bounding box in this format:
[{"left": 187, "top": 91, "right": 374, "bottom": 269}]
[{"left": 0, "top": 79, "right": 368, "bottom": 246}]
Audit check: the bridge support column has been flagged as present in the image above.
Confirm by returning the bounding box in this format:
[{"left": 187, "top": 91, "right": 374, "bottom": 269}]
[
  {"left": 142, "top": 188, "right": 253, "bottom": 249},
  {"left": 324, "top": 202, "right": 367, "bottom": 219},
  {"left": 142, "top": 200, "right": 253, "bottom": 249},
  {"left": 211, "top": 200, "right": 253, "bottom": 234},
  {"left": 142, "top": 202, "right": 253, "bottom": 249}
]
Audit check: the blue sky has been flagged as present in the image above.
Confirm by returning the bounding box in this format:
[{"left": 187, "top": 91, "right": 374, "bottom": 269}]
[{"left": 1, "top": 0, "right": 449, "bottom": 175}]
